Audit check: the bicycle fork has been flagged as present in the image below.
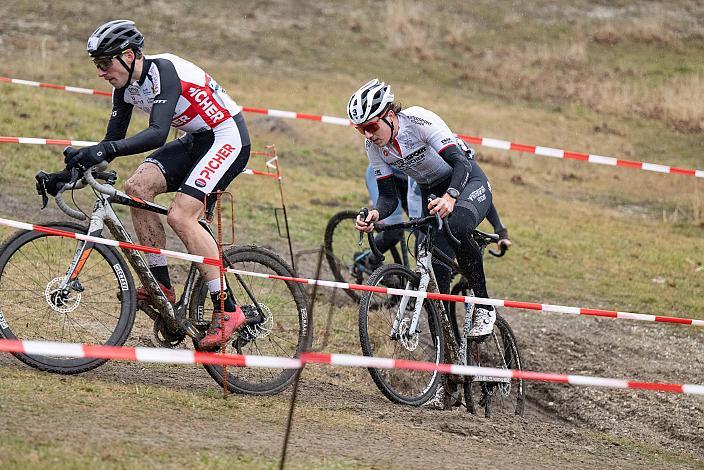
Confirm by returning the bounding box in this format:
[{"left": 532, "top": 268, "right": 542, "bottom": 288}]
[{"left": 389, "top": 252, "right": 432, "bottom": 341}]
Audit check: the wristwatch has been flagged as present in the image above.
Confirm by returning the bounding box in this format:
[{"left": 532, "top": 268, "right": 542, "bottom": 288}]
[{"left": 446, "top": 187, "right": 460, "bottom": 199}]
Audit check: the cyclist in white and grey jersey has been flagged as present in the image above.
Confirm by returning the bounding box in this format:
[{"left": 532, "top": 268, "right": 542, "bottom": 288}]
[
  {"left": 63, "top": 20, "right": 249, "bottom": 350},
  {"left": 351, "top": 79, "right": 510, "bottom": 337}
]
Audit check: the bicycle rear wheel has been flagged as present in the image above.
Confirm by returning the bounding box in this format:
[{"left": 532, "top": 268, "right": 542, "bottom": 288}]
[
  {"left": 449, "top": 282, "right": 526, "bottom": 416},
  {"left": 189, "top": 245, "right": 309, "bottom": 395},
  {"left": 358, "top": 264, "right": 443, "bottom": 406},
  {"left": 0, "top": 223, "right": 136, "bottom": 374},
  {"left": 464, "top": 314, "right": 525, "bottom": 417},
  {"left": 324, "top": 210, "right": 401, "bottom": 302}
]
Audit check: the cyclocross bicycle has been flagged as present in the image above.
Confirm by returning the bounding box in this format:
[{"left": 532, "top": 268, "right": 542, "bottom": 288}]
[
  {"left": 357, "top": 202, "right": 525, "bottom": 416},
  {"left": 0, "top": 161, "right": 309, "bottom": 395}
]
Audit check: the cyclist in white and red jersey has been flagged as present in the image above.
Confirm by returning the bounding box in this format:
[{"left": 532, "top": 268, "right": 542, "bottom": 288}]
[
  {"left": 350, "top": 79, "right": 510, "bottom": 338},
  {"left": 63, "top": 20, "right": 248, "bottom": 350}
]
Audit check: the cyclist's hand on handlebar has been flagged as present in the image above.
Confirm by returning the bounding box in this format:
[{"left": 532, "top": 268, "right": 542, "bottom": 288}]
[
  {"left": 355, "top": 208, "right": 379, "bottom": 233},
  {"left": 497, "top": 227, "right": 511, "bottom": 252},
  {"left": 428, "top": 194, "right": 455, "bottom": 218},
  {"left": 63, "top": 143, "right": 114, "bottom": 171},
  {"left": 498, "top": 238, "right": 511, "bottom": 251}
]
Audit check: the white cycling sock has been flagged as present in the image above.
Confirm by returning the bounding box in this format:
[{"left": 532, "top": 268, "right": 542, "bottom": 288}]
[
  {"left": 207, "top": 277, "right": 228, "bottom": 294},
  {"left": 146, "top": 253, "right": 168, "bottom": 267}
]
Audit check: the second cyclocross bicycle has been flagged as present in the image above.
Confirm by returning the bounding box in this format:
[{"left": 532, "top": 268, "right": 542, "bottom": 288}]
[{"left": 357, "top": 202, "right": 525, "bottom": 416}]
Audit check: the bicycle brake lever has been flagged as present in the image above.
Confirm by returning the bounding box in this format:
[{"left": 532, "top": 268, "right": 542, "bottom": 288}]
[
  {"left": 428, "top": 194, "right": 442, "bottom": 229},
  {"left": 35, "top": 172, "right": 49, "bottom": 209},
  {"left": 358, "top": 207, "right": 369, "bottom": 246}
]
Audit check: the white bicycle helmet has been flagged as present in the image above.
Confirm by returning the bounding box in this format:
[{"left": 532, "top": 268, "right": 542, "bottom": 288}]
[{"left": 347, "top": 79, "right": 394, "bottom": 124}]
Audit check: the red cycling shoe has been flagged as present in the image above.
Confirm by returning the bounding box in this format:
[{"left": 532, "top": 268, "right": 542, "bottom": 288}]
[{"left": 198, "top": 306, "right": 246, "bottom": 351}]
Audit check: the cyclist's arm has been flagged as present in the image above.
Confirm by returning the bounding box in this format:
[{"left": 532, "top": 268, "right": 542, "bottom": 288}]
[
  {"left": 374, "top": 174, "right": 400, "bottom": 220},
  {"left": 105, "top": 60, "right": 181, "bottom": 158},
  {"left": 438, "top": 144, "right": 471, "bottom": 193},
  {"left": 486, "top": 202, "right": 508, "bottom": 239},
  {"left": 367, "top": 143, "right": 400, "bottom": 220},
  {"left": 103, "top": 88, "right": 133, "bottom": 148}
]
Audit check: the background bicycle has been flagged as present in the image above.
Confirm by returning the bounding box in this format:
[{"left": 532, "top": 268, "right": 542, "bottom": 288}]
[
  {"left": 324, "top": 208, "right": 413, "bottom": 302},
  {"left": 0, "top": 162, "right": 310, "bottom": 395}
]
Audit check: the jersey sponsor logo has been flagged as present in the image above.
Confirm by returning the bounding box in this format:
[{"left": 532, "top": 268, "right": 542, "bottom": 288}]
[
  {"left": 186, "top": 86, "right": 227, "bottom": 125},
  {"left": 390, "top": 146, "right": 427, "bottom": 171},
  {"left": 407, "top": 115, "right": 431, "bottom": 126},
  {"left": 172, "top": 113, "right": 193, "bottom": 127},
  {"left": 405, "top": 146, "right": 426, "bottom": 159},
  {"left": 195, "top": 178, "right": 206, "bottom": 188},
  {"left": 441, "top": 137, "right": 453, "bottom": 145},
  {"left": 467, "top": 185, "right": 486, "bottom": 202},
  {"left": 153, "top": 99, "right": 168, "bottom": 104},
  {"left": 383, "top": 149, "right": 389, "bottom": 156},
  {"left": 197, "top": 144, "right": 236, "bottom": 183},
  {"left": 207, "top": 76, "right": 225, "bottom": 94},
  {"left": 111, "top": 110, "right": 118, "bottom": 117}
]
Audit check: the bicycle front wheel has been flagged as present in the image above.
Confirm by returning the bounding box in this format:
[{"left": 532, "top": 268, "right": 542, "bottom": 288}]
[
  {"left": 324, "top": 210, "right": 401, "bottom": 302},
  {"left": 358, "top": 264, "right": 443, "bottom": 406},
  {"left": 0, "top": 223, "right": 136, "bottom": 374},
  {"left": 189, "top": 245, "right": 309, "bottom": 395}
]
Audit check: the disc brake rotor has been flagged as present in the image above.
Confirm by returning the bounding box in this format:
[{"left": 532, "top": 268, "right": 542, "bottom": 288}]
[
  {"left": 45, "top": 276, "right": 81, "bottom": 313},
  {"left": 399, "top": 317, "right": 420, "bottom": 351},
  {"left": 242, "top": 303, "right": 274, "bottom": 340}
]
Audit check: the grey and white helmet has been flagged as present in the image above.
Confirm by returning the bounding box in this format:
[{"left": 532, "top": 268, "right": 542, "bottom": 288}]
[
  {"left": 87, "top": 20, "right": 144, "bottom": 58},
  {"left": 347, "top": 79, "right": 394, "bottom": 124}
]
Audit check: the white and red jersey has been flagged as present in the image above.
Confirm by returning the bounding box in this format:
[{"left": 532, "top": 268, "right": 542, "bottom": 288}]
[{"left": 104, "top": 53, "right": 242, "bottom": 156}]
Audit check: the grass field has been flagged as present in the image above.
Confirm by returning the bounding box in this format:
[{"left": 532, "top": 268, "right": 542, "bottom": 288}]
[{"left": 1, "top": 1, "right": 704, "bottom": 467}]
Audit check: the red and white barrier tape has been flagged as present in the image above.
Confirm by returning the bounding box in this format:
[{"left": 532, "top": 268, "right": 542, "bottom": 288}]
[
  {"left": 227, "top": 268, "right": 704, "bottom": 327},
  {"left": 0, "top": 137, "right": 279, "bottom": 179},
  {"left": 0, "top": 76, "right": 112, "bottom": 97},
  {"left": 0, "top": 216, "right": 702, "bottom": 328},
  {"left": 0, "top": 339, "right": 702, "bottom": 395},
  {"left": 0, "top": 136, "right": 97, "bottom": 147},
  {"left": 4, "top": 75, "right": 704, "bottom": 178}
]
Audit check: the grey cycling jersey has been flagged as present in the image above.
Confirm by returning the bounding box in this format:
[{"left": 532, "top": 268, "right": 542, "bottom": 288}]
[{"left": 366, "top": 106, "right": 470, "bottom": 190}]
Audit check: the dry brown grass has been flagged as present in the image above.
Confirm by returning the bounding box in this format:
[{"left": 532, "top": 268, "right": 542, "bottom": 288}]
[{"left": 592, "top": 16, "right": 675, "bottom": 46}]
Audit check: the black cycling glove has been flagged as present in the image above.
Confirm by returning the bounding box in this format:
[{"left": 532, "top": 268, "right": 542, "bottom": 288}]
[{"left": 64, "top": 142, "right": 117, "bottom": 171}]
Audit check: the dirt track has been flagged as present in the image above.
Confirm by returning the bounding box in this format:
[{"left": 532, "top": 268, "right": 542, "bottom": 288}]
[{"left": 1, "top": 289, "right": 702, "bottom": 468}]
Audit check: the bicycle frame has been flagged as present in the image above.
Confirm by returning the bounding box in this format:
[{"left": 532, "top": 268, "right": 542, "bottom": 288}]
[
  {"left": 391, "top": 225, "right": 466, "bottom": 367},
  {"left": 56, "top": 186, "right": 205, "bottom": 338}
]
